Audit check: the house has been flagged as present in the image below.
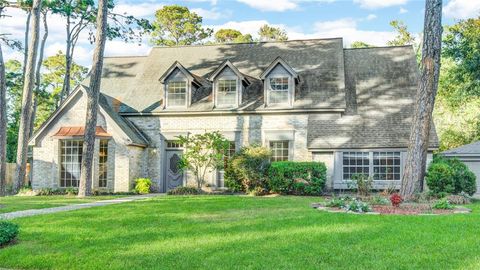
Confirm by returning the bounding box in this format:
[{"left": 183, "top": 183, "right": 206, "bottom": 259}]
[
  {"left": 29, "top": 38, "right": 439, "bottom": 193},
  {"left": 441, "top": 141, "right": 480, "bottom": 195}
]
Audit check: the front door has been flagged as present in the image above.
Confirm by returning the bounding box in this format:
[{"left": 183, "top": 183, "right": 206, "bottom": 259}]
[{"left": 166, "top": 150, "right": 184, "bottom": 191}]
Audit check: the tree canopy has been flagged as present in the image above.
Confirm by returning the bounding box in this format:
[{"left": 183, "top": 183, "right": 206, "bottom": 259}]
[
  {"left": 350, "top": 41, "right": 372, "bottom": 48},
  {"left": 214, "top": 29, "right": 253, "bottom": 44},
  {"left": 387, "top": 20, "right": 416, "bottom": 46},
  {"left": 258, "top": 24, "right": 288, "bottom": 42},
  {"left": 150, "top": 5, "right": 212, "bottom": 46}
]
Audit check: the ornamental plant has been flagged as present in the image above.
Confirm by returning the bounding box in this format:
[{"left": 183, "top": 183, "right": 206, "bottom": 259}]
[
  {"left": 135, "top": 178, "right": 152, "bottom": 194},
  {"left": 390, "top": 193, "right": 403, "bottom": 207},
  {"left": 0, "top": 221, "right": 19, "bottom": 246}
]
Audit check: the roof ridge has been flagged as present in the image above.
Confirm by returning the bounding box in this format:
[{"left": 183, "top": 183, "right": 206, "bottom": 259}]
[{"left": 344, "top": 45, "right": 413, "bottom": 50}]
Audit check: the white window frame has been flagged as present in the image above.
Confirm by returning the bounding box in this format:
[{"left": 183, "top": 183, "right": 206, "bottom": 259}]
[
  {"left": 215, "top": 78, "right": 239, "bottom": 107},
  {"left": 341, "top": 151, "right": 402, "bottom": 181},
  {"left": 98, "top": 139, "right": 109, "bottom": 188},
  {"left": 269, "top": 140, "right": 290, "bottom": 162},
  {"left": 166, "top": 80, "right": 188, "bottom": 108},
  {"left": 267, "top": 76, "right": 291, "bottom": 106},
  {"left": 59, "top": 140, "right": 83, "bottom": 188}
]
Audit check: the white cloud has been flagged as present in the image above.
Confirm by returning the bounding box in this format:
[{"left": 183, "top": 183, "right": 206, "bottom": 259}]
[
  {"left": 399, "top": 7, "right": 408, "bottom": 14},
  {"left": 366, "top": 14, "right": 377, "bottom": 20},
  {"left": 353, "top": 0, "right": 408, "bottom": 9},
  {"left": 210, "top": 20, "right": 275, "bottom": 37},
  {"left": 237, "top": 0, "right": 298, "bottom": 12},
  {"left": 104, "top": 40, "right": 151, "bottom": 57},
  {"left": 444, "top": 0, "right": 480, "bottom": 19},
  {"left": 191, "top": 8, "right": 231, "bottom": 20},
  {"left": 113, "top": 2, "right": 164, "bottom": 18}
]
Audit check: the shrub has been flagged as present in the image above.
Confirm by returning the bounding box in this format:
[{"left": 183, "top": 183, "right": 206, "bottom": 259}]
[
  {"left": 65, "top": 188, "right": 78, "bottom": 196},
  {"left": 432, "top": 198, "right": 454, "bottom": 210},
  {"left": 36, "top": 188, "right": 63, "bottom": 196},
  {"left": 390, "top": 193, "right": 403, "bottom": 207},
  {"left": 225, "top": 146, "right": 271, "bottom": 193},
  {"left": 0, "top": 221, "right": 19, "bottom": 247},
  {"left": 447, "top": 193, "right": 471, "bottom": 205},
  {"left": 343, "top": 199, "right": 371, "bottom": 213},
  {"left": 368, "top": 195, "right": 389, "bottom": 205},
  {"left": 325, "top": 197, "right": 347, "bottom": 208},
  {"left": 267, "top": 161, "right": 326, "bottom": 195},
  {"left": 426, "top": 157, "right": 477, "bottom": 196},
  {"left": 349, "top": 173, "right": 373, "bottom": 197},
  {"left": 134, "top": 178, "right": 152, "bottom": 194},
  {"left": 167, "top": 186, "right": 201, "bottom": 195}
]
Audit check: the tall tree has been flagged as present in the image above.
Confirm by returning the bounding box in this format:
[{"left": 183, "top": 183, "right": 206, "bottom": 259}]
[
  {"left": 5, "top": 60, "right": 23, "bottom": 163},
  {"left": 0, "top": 1, "right": 9, "bottom": 196},
  {"left": 78, "top": 0, "right": 108, "bottom": 197},
  {"left": 214, "top": 29, "right": 253, "bottom": 44},
  {"left": 258, "top": 24, "right": 288, "bottom": 42},
  {"left": 150, "top": 5, "right": 212, "bottom": 46},
  {"left": 400, "top": 0, "right": 442, "bottom": 197},
  {"left": 387, "top": 20, "right": 416, "bottom": 46},
  {"left": 350, "top": 41, "right": 373, "bottom": 48},
  {"left": 14, "top": 0, "right": 42, "bottom": 194}
]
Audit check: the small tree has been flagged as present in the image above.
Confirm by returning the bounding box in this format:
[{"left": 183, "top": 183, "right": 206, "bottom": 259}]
[{"left": 177, "top": 131, "right": 229, "bottom": 189}]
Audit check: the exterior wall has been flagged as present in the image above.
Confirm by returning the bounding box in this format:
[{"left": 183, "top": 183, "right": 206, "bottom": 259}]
[
  {"left": 128, "top": 112, "right": 315, "bottom": 192},
  {"left": 31, "top": 90, "right": 143, "bottom": 192},
  {"left": 312, "top": 152, "right": 334, "bottom": 189}
]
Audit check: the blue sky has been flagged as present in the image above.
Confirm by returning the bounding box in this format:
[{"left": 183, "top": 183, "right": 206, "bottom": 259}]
[{"left": 2, "top": 0, "right": 479, "bottom": 66}]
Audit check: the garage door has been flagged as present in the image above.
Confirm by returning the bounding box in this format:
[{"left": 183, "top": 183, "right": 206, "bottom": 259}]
[{"left": 463, "top": 161, "right": 480, "bottom": 195}]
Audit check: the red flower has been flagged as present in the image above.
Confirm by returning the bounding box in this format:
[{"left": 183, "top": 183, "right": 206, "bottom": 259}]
[{"left": 390, "top": 193, "right": 403, "bottom": 207}]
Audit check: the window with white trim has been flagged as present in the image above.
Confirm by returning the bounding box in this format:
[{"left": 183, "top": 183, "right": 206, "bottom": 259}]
[
  {"left": 98, "top": 140, "right": 108, "bottom": 188},
  {"left": 217, "top": 79, "right": 237, "bottom": 106},
  {"left": 342, "top": 151, "right": 401, "bottom": 181},
  {"left": 269, "top": 77, "right": 289, "bottom": 104},
  {"left": 342, "top": 152, "right": 369, "bottom": 180},
  {"left": 373, "top": 152, "right": 401, "bottom": 181},
  {"left": 60, "top": 140, "right": 83, "bottom": 188},
  {"left": 270, "top": 141, "right": 289, "bottom": 162},
  {"left": 167, "top": 81, "right": 187, "bottom": 107}
]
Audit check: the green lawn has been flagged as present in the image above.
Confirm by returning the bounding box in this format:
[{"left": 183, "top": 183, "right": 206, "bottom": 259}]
[
  {"left": 1, "top": 195, "right": 480, "bottom": 270},
  {"left": 0, "top": 195, "right": 125, "bottom": 214}
]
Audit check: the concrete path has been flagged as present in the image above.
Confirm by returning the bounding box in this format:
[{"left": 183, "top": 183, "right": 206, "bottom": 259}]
[{"left": 0, "top": 193, "right": 165, "bottom": 220}]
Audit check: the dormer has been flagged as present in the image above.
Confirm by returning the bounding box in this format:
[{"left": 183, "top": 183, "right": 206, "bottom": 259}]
[
  {"left": 208, "top": 60, "right": 250, "bottom": 108},
  {"left": 159, "top": 61, "right": 202, "bottom": 109},
  {"left": 260, "top": 57, "right": 299, "bottom": 108}
]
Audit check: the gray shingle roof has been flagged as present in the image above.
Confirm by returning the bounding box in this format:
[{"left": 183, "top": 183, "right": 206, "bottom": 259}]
[
  {"left": 87, "top": 38, "right": 346, "bottom": 113},
  {"left": 442, "top": 141, "right": 480, "bottom": 155},
  {"left": 307, "top": 46, "right": 439, "bottom": 149}
]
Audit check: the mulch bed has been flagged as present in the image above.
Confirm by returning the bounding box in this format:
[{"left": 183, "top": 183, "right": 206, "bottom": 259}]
[{"left": 312, "top": 203, "right": 472, "bottom": 215}]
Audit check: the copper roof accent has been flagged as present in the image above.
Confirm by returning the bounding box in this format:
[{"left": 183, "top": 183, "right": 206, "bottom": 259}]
[{"left": 52, "top": 126, "right": 111, "bottom": 138}]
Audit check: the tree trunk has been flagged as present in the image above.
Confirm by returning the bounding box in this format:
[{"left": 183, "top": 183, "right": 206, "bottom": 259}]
[
  {"left": 400, "top": 0, "right": 442, "bottom": 198},
  {"left": 30, "top": 10, "right": 48, "bottom": 137},
  {"left": 78, "top": 0, "right": 108, "bottom": 197},
  {"left": 22, "top": 10, "right": 31, "bottom": 82},
  {"left": 13, "top": 0, "right": 42, "bottom": 194},
  {"left": 0, "top": 43, "right": 7, "bottom": 196},
  {"left": 60, "top": 15, "right": 72, "bottom": 104}
]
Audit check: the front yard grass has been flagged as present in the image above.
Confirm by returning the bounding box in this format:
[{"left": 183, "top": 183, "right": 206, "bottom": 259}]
[
  {"left": 0, "top": 195, "right": 125, "bottom": 214},
  {"left": 1, "top": 195, "right": 480, "bottom": 269}
]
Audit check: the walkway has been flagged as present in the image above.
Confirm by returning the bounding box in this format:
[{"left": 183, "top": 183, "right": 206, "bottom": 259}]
[{"left": 0, "top": 193, "right": 165, "bottom": 220}]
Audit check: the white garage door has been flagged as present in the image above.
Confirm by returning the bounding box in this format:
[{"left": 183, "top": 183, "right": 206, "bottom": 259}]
[{"left": 463, "top": 161, "right": 480, "bottom": 195}]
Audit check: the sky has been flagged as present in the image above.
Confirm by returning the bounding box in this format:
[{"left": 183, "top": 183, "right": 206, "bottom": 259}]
[{"left": 1, "top": 0, "right": 479, "bottom": 67}]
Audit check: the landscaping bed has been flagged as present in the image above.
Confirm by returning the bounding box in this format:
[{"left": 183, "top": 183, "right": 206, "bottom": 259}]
[{"left": 313, "top": 202, "right": 471, "bottom": 215}]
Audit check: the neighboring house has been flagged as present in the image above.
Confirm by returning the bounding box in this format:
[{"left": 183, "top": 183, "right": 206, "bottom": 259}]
[
  {"left": 29, "top": 38, "right": 439, "bottom": 193},
  {"left": 441, "top": 141, "right": 480, "bottom": 195}
]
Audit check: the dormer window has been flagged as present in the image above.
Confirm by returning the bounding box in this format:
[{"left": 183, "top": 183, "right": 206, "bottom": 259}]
[
  {"left": 167, "top": 81, "right": 187, "bottom": 106},
  {"left": 160, "top": 61, "right": 202, "bottom": 109},
  {"left": 260, "top": 57, "right": 299, "bottom": 108},
  {"left": 269, "top": 77, "right": 289, "bottom": 104},
  {"left": 209, "top": 60, "right": 250, "bottom": 109},
  {"left": 217, "top": 79, "right": 237, "bottom": 106}
]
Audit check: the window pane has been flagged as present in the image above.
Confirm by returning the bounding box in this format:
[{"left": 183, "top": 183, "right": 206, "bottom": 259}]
[
  {"left": 342, "top": 152, "right": 370, "bottom": 181},
  {"left": 167, "top": 81, "right": 187, "bottom": 106},
  {"left": 60, "top": 140, "right": 83, "bottom": 188},
  {"left": 270, "top": 141, "right": 289, "bottom": 162},
  {"left": 372, "top": 151, "right": 401, "bottom": 181},
  {"left": 269, "top": 77, "right": 289, "bottom": 104},
  {"left": 98, "top": 140, "right": 108, "bottom": 188},
  {"left": 217, "top": 80, "right": 237, "bottom": 106}
]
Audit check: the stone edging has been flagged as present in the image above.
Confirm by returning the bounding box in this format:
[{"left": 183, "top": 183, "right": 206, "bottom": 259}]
[{"left": 311, "top": 203, "right": 472, "bottom": 215}]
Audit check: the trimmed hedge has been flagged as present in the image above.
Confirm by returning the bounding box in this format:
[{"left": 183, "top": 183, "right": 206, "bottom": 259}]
[
  {"left": 426, "top": 157, "right": 477, "bottom": 196},
  {"left": 0, "top": 221, "right": 19, "bottom": 247},
  {"left": 267, "top": 161, "right": 327, "bottom": 195},
  {"left": 167, "top": 186, "right": 201, "bottom": 195}
]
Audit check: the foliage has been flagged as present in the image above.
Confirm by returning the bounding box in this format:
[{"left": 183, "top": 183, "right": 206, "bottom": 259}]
[
  {"left": 368, "top": 195, "right": 389, "bottom": 205},
  {"left": 426, "top": 157, "right": 477, "bottom": 196},
  {"left": 214, "top": 29, "right": 253, "bottom": 43},
  {"left": 443, "top": 17, "right": 480, "bottom": 102},
  {"left": 432, "top": 198, "right": 454, "bottom": 210},
  {"left": 387, "top": 20, "right": 416, "bottom": 46},
  {"left": 224, "top": 145, "right": 271, "bottom": 193},
  {"left": 167, "top": 186, "right": 201, "bottom": 195},
  {"left": 258, "top": 24, "right": 288, "bottom": 41},
  {"left": 342, "top": 198, "right": 371, "bottom": 213},
  {"left": 350, "top": 41, "right": 372, "bottom": 48},
  {"left": 390, "top": 193, "right": 403, "bottom": 207},
  {"left": 65, "top": 188, "right": 78, "bottom": 196},
  {"left": 36, "top": 188, "right": 64, "bottom": 196},
  {"left": 267, "top": 161, "right": 326, "bottom": 195},
  {"left": 224, "top": 161, "right": 243, "bottom": 192},
  {"left": 0, "top": 220, "right": 19, "bottom": 246},
  {"left": 325, "top": 197, "right": 347, "bottom": 208},
  {"left": 177, "top": 131, "right": 229, "bottom": 189},
  {"left": 134, "top": 178, "right": 152, "bottom": 194},
  {"left": 150, "top": 5, "right": 212, "bottom": 46},
  {"left": 349, "top": 173, "right": 373, "bottom": 197}
]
